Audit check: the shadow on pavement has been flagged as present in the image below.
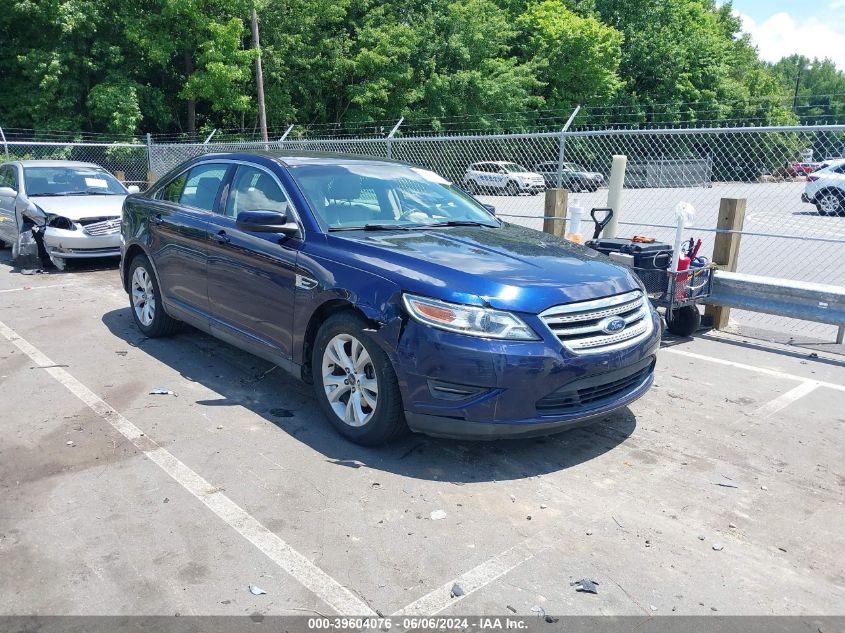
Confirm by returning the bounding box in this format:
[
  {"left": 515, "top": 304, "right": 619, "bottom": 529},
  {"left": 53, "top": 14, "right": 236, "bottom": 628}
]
[{"left": 101, "top": 306, "right": 637, "bottom": 483}]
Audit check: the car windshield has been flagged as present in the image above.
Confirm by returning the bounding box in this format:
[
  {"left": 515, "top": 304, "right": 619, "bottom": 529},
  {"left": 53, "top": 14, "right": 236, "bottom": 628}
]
[
  {"left": 500, "top": 162, "right": 528, "bottom": 173},
  {"left": 24, "top": 166, "right": 127, "bottom": 196},
  {"left": 288, "top": 163, "right": 500, "bottom": 230},
  {"left": 564, "top": 162, "right": 587, "bottom": 172}
]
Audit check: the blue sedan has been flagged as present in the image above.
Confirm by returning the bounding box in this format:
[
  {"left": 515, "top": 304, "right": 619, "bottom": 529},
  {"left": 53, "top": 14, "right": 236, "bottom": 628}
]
[{"left": 120, "top": 152, "right": 660, "bottom": 445}]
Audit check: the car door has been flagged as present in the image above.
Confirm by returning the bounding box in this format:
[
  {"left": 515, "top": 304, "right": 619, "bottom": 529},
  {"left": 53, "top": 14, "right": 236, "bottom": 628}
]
[
  {"left": 0, "top": 165, "right": 19, "bottom": 244},
  {"left": 146, "top": 162, "right": 230, "bottom": 318},
  {"left": 206, "top": 162, "right": 302, "bottom": 360}
]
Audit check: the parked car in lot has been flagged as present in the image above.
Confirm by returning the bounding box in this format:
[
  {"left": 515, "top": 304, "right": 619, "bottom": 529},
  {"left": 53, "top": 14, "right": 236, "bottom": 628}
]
[
  {"left": 785, "top": 161, "right": 821, "bottom": 177},
  {"left": 121, "top": 152, "right": 660, "bottom": 445},
  {"left": 0, "top": 160, "right": 137, "bottom": 268},
  {"left": 802, "top": 161, "right": 845, "bottom": 215},
  {"left": 535, "top": 161, "right": 605, "bottom": 192},
  {"left": 462, "top": 161, "right": 545, "bottom": 195}
]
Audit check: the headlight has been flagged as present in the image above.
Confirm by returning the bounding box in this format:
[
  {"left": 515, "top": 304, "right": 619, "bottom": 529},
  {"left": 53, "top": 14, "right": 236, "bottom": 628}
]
[{"left": 402, "top": 293, "right": 539, "bottom": 340}]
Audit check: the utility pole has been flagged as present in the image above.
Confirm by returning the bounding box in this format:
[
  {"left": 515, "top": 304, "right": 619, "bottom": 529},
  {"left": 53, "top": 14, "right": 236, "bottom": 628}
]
[
  {"left": 251, "top": 4, "right": 268, "bottom": 143},
  {"left": 793, "top": 61, "right": 812, "bottom": 115}
]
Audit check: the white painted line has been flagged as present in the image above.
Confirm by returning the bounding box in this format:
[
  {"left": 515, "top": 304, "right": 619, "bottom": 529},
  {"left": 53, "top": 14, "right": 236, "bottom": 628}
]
[
  {"left": 752, "top": 381, "right": 819, "bottom": 419},
  {"left": 393, "top": 532, "right": 550, "bottom": 617},
  {"left": 665, "top": 348, "right": 845, "bottom": 393},
  {"left": 0, "top": 283, "right": 73, "bottom": 294},
  {"left": 0, "top": 318, "right": 375, "bottom": 616}
]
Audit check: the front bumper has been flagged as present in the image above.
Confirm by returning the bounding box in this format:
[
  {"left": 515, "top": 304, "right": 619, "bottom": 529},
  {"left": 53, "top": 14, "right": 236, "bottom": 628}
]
[
  {"left": 44, "top": 227, "right": 121, "bottom": 259},
  {"left": 520, "top": 182, "right": 546, "bottom": 192},
  {"left": 393, "top": 309, "right": 661, "bottom": 440}
]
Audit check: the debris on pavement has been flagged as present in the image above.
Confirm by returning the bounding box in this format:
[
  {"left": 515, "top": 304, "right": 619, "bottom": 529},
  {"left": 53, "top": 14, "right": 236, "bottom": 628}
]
[
  {"left": 612, "top": 515, "right": 624, "bottom": 528},
  {"left": 544, "top": 615, "right": 559, "bottom": 623},
  {"left": 509, "top": 494, "right": 516, "bottom": 503},
  {"left": 430, "top": 510, "right": 447, "bottom": 521},
  {"left": 66, "top": 441, "right": 74, "bottom": 446},
  {"left": 571, "top": 578, "right": 600, "bottom": 594},
  {"left": 269, "top": 408, "right": 294, "bottom": 418},
  {"left": 715, "top": 476, "right": 738, "bottom": 488},
  {"left": 698, "top": 535, "right": 705, "bottom": 541},
  {"left": 506, "top": 605, "right": 517, "bottom": 613},
  {"left": 540, "top": 504, "right": 548, "bottom": 509},
  {"left": 149, "top": 388, "right": 178, "bottom": 397},
  {"left": 450, "top": 583, "right": 465, "bottom": 598},
  {"left": 712, "top": 543, "right": 724, "bottom": 551},
  {"left": 115, "top": 351, "right": 128, "bottom": 356},
  {"left": 531, "top": 606, "right": 546, "bottom": 617},
  {"left": 729, "top": 522, "right": 737, "bottom": 529},
  {"left": 248, "top": 585, "right": 267, "bottom": 595}
]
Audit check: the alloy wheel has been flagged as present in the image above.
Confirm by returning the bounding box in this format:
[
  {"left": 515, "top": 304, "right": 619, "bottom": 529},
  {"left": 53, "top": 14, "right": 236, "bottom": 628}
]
[
  {"left": 321, "top": 333, "right": 379, "bottom": 427},
  {"left": 819, "top": 192, "right": 842, "bottom": 215},
  {"left": 131, "top": 266, "right": 156, "bottom": 327}
]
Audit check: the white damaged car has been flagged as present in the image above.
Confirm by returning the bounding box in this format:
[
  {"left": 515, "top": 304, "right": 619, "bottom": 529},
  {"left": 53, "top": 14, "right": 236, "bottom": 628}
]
[{"left": 0, "top": 160, "right": 138, "bottom": 269}]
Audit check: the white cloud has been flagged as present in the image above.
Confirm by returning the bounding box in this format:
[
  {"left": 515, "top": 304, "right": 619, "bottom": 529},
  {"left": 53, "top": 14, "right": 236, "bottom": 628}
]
[{"left": 737, "top": 11, "right": 845, "bottom": 69}]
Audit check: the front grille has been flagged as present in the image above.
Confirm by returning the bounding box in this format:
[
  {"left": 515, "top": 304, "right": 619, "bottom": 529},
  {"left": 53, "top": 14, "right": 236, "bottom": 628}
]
[
  {"left": 82, "top": 218, "right": 121, "bottom": 236},
  {"left": 539, "top": 290, "right": 652, "bottom": 354},
  {"left": 536, "top": 357, "right": 654, "bottom": 414}
]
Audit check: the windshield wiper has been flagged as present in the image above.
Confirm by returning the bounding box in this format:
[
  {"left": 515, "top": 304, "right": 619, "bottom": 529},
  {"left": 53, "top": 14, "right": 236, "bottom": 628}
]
[
  {"left": 328, "top": 224, "right": 419, "bottom": 232},
  {"left": 424, "top": 220, "right": 498, "bottom": 228},
  {"left": 61, "top": 190, "right": 118, "bottom": 196}
]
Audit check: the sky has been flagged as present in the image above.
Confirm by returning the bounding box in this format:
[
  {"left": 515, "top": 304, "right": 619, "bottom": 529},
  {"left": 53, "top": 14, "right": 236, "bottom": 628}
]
[{"left": 729, "top": 0, "right": 845, "bottom": 69}]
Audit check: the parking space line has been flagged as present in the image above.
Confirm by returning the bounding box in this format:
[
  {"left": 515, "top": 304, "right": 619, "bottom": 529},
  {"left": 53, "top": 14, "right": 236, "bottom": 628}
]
[
  {"left": 664, "top": 348, "right": 845, "bottom": 393},
  {"left": 752, "top": 380, "right": 819, "bottom": 419},
  {"left": 393, "top": 532, "right": 551, "bottom": 617},
  {"left": 0, "top": 284, "right": 74, "bottom": 294},
  {"left": 0, "top": 318, "right": 376, "bottom": 616}
]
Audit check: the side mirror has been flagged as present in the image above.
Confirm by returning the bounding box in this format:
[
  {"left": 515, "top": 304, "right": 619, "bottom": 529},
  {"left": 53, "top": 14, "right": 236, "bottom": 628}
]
[
  {"left": 126, "top": 185, "right": 140, "bottom": 194},
  {"left": 236, "top": 209, "right": 298, "bottom": 235},
  {"left": 498, "top": 169, "right": 507, "bottom": 174},
  {"left": 483, "top": 204, "right": 496, "bottom": 215},
  {"left": 0, "top": 186, "right": 16, "bottom": 197}
]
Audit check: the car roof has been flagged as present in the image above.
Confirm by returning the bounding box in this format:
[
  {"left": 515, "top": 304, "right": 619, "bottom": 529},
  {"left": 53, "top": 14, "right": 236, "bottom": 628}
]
[
  {"left": 197, "top": 150, "right": 409, "bottom": 168},
  {"left": 12, "top": 160, "right": 104, "bottom": 168}
]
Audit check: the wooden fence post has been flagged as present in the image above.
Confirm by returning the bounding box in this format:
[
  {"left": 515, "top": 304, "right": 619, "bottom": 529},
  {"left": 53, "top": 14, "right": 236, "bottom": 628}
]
[
  {"left": 146, "top": 171, "right": 157, "bottom": 188},
  {"left": 704, "top": 197, "right": 746, "bottom": 329},
  {"left": 543, "top": 188, "right": 568, "bottom": 238},
  {"left": 114, "top": 170, "right": 125, "bottom": 183}
]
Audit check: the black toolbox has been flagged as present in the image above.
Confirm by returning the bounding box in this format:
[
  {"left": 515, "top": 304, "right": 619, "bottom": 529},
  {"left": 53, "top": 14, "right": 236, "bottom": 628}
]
[{"left": 586, "top": 238, "right": 674, "bottom": 292}]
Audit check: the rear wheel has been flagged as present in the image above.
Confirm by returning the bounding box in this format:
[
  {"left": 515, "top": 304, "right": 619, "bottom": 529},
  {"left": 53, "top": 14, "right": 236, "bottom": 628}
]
[
  {"left": 816, "top": 190, "right": 844, "bottom": 216},
  {"left": 506, "top": 180, "right": 519, "bottom": 196},
  {"left": 128, "top": 254, "right": 180, "bottom": 337},
  {"left": 312, "top": 313, "right": 406, "bottom": 445},
  {"left": 665, "top": 305, "right": 701, "bottom": 337}
]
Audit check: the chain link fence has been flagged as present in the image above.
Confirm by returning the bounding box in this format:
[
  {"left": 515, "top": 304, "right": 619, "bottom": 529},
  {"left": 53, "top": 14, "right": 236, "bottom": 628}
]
[
  {"left": 1, "top": 137, "right": 150, "bottom": 191},
  {"left": 4, "top": 122, "right": 844, "bottom": 342}
]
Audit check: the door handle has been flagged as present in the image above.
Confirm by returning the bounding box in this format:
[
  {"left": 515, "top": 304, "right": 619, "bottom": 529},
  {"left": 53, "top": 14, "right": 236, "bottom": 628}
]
[
  {"left": 151, "top": 214, "right": 163, "bottom": 225},
  {"left": 215, "top": 230, "right": 231, "bottom": 245}
]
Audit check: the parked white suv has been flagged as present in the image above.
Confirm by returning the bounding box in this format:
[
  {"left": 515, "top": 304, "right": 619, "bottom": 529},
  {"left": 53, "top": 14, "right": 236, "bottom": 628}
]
[
  {"left": 463, "top": 161, "right": 545, "bottom": 196},
  {"left": 802, "top": 160, "right": 845, "bottom": 215}
]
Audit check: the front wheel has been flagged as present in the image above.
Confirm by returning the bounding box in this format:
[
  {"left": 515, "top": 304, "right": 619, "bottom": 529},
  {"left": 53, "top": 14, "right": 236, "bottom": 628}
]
[
  {"left": 505, "top": 181, "right": 520, "bottom": 196},
  {"left": 665, "top": 305, "right": 701, "bottom": 337},
  {"left": 312, "top": 313, "right": 406, "bottom": 445},
  {"left": 128, "top": 254, "right": 180, "bottom": 337}
]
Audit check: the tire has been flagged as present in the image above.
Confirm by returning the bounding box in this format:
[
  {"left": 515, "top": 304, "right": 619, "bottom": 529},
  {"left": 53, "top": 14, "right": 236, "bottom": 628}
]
[
  {"left": 505, "top": 181, "right": 519, "bottom": 196},
  {"left": 128, "top": 254, "right": 180, "bottom": 337},
  {"left": 665, "top": 305, "right": 701, "bottom": 337},
  {"left": 816, "top": 189, "right": 844, "bottom": 216},
  {"left": 311, "top": 312, "right": 407, "bottom": 446}
]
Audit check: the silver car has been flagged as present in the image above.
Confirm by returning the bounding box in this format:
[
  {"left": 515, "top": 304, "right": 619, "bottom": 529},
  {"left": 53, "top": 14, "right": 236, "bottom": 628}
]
[{"left": 0, "top": 160, "right": 138, "bottom": 268}]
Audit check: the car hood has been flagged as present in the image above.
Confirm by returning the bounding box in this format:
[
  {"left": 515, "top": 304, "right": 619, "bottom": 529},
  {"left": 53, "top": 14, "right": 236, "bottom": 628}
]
[
  {"left": 576, "top": 171, "right": 603, "bottom": 179},
  {"left": 328, "top": 223, "right": 640, "bottom": 313},
  {"left": 29, "top": 195, "right": 126, "bottom": 220}
]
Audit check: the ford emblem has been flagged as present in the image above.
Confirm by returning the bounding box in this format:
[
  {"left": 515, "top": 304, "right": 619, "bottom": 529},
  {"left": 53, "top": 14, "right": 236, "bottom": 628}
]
[{"left": 601, "top": 316, "right": 626, "bottom": 334}]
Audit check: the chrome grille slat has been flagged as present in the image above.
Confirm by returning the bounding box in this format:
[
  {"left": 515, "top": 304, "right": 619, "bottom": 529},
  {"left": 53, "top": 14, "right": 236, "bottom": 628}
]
[
  {"left": 542, "top": 299, "right": 643, "bottom": 324},
  {"left": 82, "top": 218, "right": 121, "bottom": 236},
  {"left": 546, "top": 306, "right": 647, "bottom": 337},
  {"left": 539, "top": 291, "right": 653, "bottom": 354}
]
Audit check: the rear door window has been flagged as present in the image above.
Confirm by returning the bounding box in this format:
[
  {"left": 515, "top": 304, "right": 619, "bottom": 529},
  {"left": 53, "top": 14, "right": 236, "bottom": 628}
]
[{"left": 179, "top": 164, "right": 229, "bottom": 212}]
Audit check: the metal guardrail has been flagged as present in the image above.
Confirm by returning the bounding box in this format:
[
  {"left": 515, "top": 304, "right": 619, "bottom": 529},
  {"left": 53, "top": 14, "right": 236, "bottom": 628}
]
[{"left": 704, "top": 270, "right": 845, "bottom": 343}]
